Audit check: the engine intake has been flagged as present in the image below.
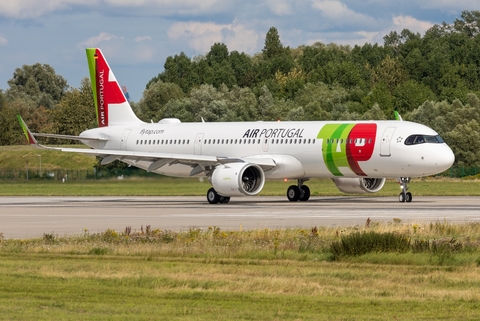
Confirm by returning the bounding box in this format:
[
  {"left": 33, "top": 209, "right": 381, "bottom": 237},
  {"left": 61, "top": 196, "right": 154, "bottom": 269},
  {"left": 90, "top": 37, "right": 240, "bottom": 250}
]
[
  {"left": 211, "top": 163, "right": 265, "bottom": 196},
  {"left": 332, "top": 177, "right": 386, "bottom": 194}
]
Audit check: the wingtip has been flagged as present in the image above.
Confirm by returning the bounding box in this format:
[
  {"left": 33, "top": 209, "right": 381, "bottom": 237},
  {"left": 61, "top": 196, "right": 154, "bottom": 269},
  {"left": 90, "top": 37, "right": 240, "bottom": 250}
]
[{"left": 17, "top": 115, "right": 39, "bottom": 145}]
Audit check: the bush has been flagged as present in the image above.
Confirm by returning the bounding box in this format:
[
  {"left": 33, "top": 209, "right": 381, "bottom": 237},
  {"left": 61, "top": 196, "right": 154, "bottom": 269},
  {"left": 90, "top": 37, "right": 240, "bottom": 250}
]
[{"left": 330, "top": 231, "right": 410, "bottom": 258}]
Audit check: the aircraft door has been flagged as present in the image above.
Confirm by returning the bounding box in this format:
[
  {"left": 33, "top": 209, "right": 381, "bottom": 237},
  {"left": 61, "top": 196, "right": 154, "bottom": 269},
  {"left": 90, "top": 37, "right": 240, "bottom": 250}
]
[
  {"left": 380, "top": 127, "right": 396, "bottom": 157},
  {"left": 120, "top": 129, "right": 132, "bottom": 150},
  {"left": 195, "top": 133, "right": 204, "bottom": 155},
  {"left": 262, "top": 138, "right": 269, "bottom": 152}
]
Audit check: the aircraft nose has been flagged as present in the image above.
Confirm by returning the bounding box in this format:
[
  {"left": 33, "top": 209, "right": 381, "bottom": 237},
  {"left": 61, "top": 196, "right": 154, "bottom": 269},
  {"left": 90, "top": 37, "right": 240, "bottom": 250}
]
[{"left": 437, "top": 144, "right": 455, "bottom": 171}]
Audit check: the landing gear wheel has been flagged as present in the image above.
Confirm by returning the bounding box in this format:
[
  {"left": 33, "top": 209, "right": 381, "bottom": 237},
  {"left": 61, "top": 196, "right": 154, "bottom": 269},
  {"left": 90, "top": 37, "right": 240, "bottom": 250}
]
[
  {"left": 299, "top": 185, "right": 310, "bottom": 201},
  {"left": 397, "top": 177, "right": 412, "bottom": 203},
  {"left": 405, "top": 192, "right": 412, "bottom": 203},
  {"left": 219, "top": 196, "right": 231, "bottom": 204},
  {"left": 287, "top": 185, "right": 301, "bottom": 202},
  {"left": 207, "top": 188, "right": 220, "bottom": 204}
]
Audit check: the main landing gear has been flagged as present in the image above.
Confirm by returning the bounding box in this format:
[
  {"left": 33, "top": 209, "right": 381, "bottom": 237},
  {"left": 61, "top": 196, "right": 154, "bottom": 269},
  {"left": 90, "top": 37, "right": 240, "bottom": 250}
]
[
  {"left": 397, "top": 177, "right": 412, "bottom": 203},
  {"left": 207, "top": 187, "right": 230, "bottom": 204},
  {"left": 287, "top": 179, "right": 310, "bottom": 202}
]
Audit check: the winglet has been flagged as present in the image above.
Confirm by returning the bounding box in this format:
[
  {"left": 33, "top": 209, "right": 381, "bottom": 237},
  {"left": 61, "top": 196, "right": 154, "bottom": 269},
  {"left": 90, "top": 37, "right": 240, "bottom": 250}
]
[
  {"left": 17, "top": 115, "right": 39, "bottom": 145},
  {"left": 394, "top": 111, "right": 403, "bottom": 121}
]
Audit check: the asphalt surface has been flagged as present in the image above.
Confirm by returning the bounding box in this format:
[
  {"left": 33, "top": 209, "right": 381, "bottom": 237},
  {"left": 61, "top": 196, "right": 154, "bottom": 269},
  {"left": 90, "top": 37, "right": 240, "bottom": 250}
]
[{"left": 0, "top": 196, "right": 479, "bottom": 238}]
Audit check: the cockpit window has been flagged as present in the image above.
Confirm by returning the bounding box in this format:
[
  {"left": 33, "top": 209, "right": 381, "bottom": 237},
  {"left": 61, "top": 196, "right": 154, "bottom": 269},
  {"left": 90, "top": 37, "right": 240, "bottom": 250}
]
[{"left": 405, "top": 134, "right": 445, "bottom": 145}]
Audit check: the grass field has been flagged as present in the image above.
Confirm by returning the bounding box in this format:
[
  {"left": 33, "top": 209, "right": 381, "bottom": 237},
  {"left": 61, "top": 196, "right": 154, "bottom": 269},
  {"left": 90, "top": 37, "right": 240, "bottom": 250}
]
[
  {"left": 0, "top": 176, "right": 479, "bottom": 196},
  {"left": 1, "top": 222, "right": 480, "bottom": 320}
]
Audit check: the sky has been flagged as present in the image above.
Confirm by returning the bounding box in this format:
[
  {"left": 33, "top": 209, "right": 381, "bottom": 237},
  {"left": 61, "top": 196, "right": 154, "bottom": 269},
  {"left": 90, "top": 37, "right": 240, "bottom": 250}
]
[{"left": 0, "top": 1, "right": 478, "bottom": 102}]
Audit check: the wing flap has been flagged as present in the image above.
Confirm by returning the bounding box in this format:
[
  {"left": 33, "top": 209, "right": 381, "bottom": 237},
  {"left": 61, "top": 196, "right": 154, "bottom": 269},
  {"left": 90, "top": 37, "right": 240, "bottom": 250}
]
[{"left": 58, "top": 147, "right": 219, "bottom": 164}]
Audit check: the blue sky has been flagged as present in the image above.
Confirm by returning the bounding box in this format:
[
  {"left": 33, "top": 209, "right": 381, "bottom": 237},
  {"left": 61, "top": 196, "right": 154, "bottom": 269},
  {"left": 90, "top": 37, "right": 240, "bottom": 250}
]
[{"left": 0, "top": 1, "right": 477, "bottom": 102}]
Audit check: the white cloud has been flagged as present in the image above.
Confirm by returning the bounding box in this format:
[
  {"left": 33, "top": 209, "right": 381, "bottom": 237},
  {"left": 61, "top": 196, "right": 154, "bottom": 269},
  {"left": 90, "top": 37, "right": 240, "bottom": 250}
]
[
  {"left": 310, "top": 0, "right": 373, "bottom": 25},
  {"left": 392, "top": 15, "right": 434, "bottom": 35},
  {"left": 104, "top": 0, "right": 229, "bottom": 16},
  {"left": 0, "top": 0, "right": 97, "bottom": 19},
  {"left": 417, "top": 0, "right": 479, "bottom": 13},
  {"left": 0, "top": 35, "right": 8, "bottom": 46},
  {"left": 79, "top": 32, "right": 124, "bottom": 48},
  {"left": 167, "top": 21, "right": 259, "bottom": 54},
  {"left": 134, "top": 36, "right": 152, "bottom": 42},
  {"left": 265, "top": 0, "right": 292, "bottom": 16},
  {"left": 0, "top": 0, "right": 229, "bottom": 19}
]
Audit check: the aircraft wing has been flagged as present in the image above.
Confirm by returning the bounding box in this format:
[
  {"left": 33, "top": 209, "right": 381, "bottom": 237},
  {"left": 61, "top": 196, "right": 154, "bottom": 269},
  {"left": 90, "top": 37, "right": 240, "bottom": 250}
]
[
  {"left": 30, "top": 133, "right": 108, "bottom": 142},
  {"left": 58, "top": 147, "right": 277, "bottom": 172}
]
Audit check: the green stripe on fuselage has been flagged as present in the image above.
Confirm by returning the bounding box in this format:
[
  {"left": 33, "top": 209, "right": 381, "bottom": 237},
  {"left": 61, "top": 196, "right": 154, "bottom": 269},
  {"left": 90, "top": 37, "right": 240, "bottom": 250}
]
[{"left": 317, "top": 124, "right": 355, "bottom": 176}]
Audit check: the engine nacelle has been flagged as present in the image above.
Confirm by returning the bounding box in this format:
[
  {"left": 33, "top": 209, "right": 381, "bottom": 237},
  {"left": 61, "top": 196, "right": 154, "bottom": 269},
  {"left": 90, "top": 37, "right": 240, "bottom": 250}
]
[
  {"left": 332, "top": 177, "right": 386, "bottom": 194},
  {"left": 211, "top": 163, "right": 265, "bottom": 197}
]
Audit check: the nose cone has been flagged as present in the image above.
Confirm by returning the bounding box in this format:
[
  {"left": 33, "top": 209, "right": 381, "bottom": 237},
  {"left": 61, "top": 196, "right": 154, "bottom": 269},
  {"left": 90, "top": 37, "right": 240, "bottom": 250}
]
[{"left": 436, "top": 144, "right": 455, "bottom": 172}]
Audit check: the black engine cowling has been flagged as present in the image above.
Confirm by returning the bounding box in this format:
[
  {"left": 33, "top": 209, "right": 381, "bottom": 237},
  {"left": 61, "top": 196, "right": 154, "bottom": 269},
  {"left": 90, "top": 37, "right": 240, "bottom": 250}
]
[
  {"left": 211, "top": 163, "right": 265, "bottom": 196},
  {"left": 332, "top": 177, "right": 386, "bottom": 194}
]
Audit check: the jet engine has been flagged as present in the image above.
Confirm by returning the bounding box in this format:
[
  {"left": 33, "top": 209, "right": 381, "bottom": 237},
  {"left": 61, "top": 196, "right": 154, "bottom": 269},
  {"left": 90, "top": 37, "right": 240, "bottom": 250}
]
[
  {"left": 211, "top": 163, "right": 265, "bottom": 196},
  {"left": 332, "top": 177, "right": 386, "bottom": 194}
]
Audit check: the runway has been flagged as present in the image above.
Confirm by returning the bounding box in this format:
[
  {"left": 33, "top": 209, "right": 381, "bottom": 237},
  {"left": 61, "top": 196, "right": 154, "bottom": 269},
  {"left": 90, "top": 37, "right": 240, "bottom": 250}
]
[{"left": 0, "top": 196, "right": 479, "bottom": 238}]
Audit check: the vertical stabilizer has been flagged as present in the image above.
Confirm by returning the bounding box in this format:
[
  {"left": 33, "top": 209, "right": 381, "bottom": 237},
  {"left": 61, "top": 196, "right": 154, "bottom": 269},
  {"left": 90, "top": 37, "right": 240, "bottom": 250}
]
[{"left": 86, "top": 48, "right": 143, "bottom": 127}]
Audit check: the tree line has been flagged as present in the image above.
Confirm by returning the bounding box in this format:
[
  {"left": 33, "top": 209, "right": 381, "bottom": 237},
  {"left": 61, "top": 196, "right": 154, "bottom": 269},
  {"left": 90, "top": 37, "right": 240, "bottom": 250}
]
[{"left": 1, "top": 10, "right": 480, "bottom": 167}]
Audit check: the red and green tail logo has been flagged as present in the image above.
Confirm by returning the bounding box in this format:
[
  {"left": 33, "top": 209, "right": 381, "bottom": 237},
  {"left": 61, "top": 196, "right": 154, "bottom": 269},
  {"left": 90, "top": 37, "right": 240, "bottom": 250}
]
[{"left": 86, "top": 48, "right": 127, "bottom": 127}]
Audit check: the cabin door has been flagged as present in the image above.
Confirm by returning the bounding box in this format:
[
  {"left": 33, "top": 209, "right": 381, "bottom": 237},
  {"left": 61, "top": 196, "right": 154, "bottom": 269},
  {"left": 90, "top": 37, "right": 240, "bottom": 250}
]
[
  {"left": 380, "top": 127, "right": 396, "bottom": 157},
  {"left": 194, "top": 133, "right": 204, "bottom": 155}
]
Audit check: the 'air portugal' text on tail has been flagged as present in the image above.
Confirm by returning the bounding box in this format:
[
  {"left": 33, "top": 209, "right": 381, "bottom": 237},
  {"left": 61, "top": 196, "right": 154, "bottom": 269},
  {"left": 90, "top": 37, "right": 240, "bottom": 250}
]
[{"left": 86, "top": 48, "right": 142, "bottom": 127}]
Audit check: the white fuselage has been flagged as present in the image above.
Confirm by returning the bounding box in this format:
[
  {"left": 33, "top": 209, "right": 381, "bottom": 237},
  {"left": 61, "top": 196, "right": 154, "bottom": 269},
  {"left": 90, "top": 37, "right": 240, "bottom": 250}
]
[{"left": 81, "top": 119, "right": 455, "bottom": 179}]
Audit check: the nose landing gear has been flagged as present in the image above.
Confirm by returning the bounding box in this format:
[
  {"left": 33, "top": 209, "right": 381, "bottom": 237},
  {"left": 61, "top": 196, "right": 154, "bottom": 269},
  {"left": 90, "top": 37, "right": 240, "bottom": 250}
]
[{"left": 397, "top": 177, "right": 412, "bottom": 203}]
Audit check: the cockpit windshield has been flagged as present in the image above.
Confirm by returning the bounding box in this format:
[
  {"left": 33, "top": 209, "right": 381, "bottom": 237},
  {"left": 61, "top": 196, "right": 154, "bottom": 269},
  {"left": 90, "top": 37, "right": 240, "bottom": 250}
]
[{"left": 404, "top": 134, "right": 445, "bottom": 145}]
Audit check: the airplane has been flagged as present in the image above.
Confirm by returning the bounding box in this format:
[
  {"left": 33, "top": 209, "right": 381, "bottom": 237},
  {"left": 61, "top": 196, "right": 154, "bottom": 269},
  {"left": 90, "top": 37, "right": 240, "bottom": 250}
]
[{"left": 18, "top": 48, "right": 455, "bottom": 204}]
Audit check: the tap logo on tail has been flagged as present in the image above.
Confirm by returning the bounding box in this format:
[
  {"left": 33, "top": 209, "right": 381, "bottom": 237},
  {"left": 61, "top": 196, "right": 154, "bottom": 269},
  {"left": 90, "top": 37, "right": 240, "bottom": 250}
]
[{"left": 86, "top": 48, "right": 127, "bottom": 127}]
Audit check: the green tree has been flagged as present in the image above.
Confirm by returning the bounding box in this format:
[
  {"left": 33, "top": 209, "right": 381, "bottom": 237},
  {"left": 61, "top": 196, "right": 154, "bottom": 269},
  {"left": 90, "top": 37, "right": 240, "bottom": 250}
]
[
  {"left": 257, "top": 27, "right": 295, "bottom": 85},
  {"left": 362, "top": 83, "right": 394, "bottom": 116},
  {"left": 444, "top": 119, "right": 480, "bottom": 166},
  {"left": 393, "top": 80, "right": 436, "bottom": 114},
  {"left": 446, "top": 10, "right": 480, "bottom": 38},
  {"left": 262, "top": 27, "right": 285, "bottom": 59},
  {"left": 371, "top": 56, "right": 408, "bottom": 94},
  {"left": 155, "top": 52, "right": 198, "bottom": 94},
  {"left": 0, "top": 104, "right": 24, "bottom": 145},
  {"left": 6, "top": 63, "right": 68, "bottom": 109},
  {"left": 361, "top": 103, "right": 387, "bottom": 120},
  {"left": 51, "top": 78, "right": 96, "bottom": 141},
  {"left": 229, "top": 51, "right": 255, "bottom": 87},
  {"left": 138, "top": 81, "right": 184, "bottom": 122}
]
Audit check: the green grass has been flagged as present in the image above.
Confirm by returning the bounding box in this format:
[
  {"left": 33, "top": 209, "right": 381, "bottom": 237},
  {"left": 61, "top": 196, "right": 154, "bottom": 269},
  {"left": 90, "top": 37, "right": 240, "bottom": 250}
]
[
  {"left": 0, "top": 176, "right": 479, "bottom": 196},
  {"left": 1, "top": 222, "right": 480, "bottom": 320},
  {"left": 0, "top": 145, "right": 96, "bottom": 170}
]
